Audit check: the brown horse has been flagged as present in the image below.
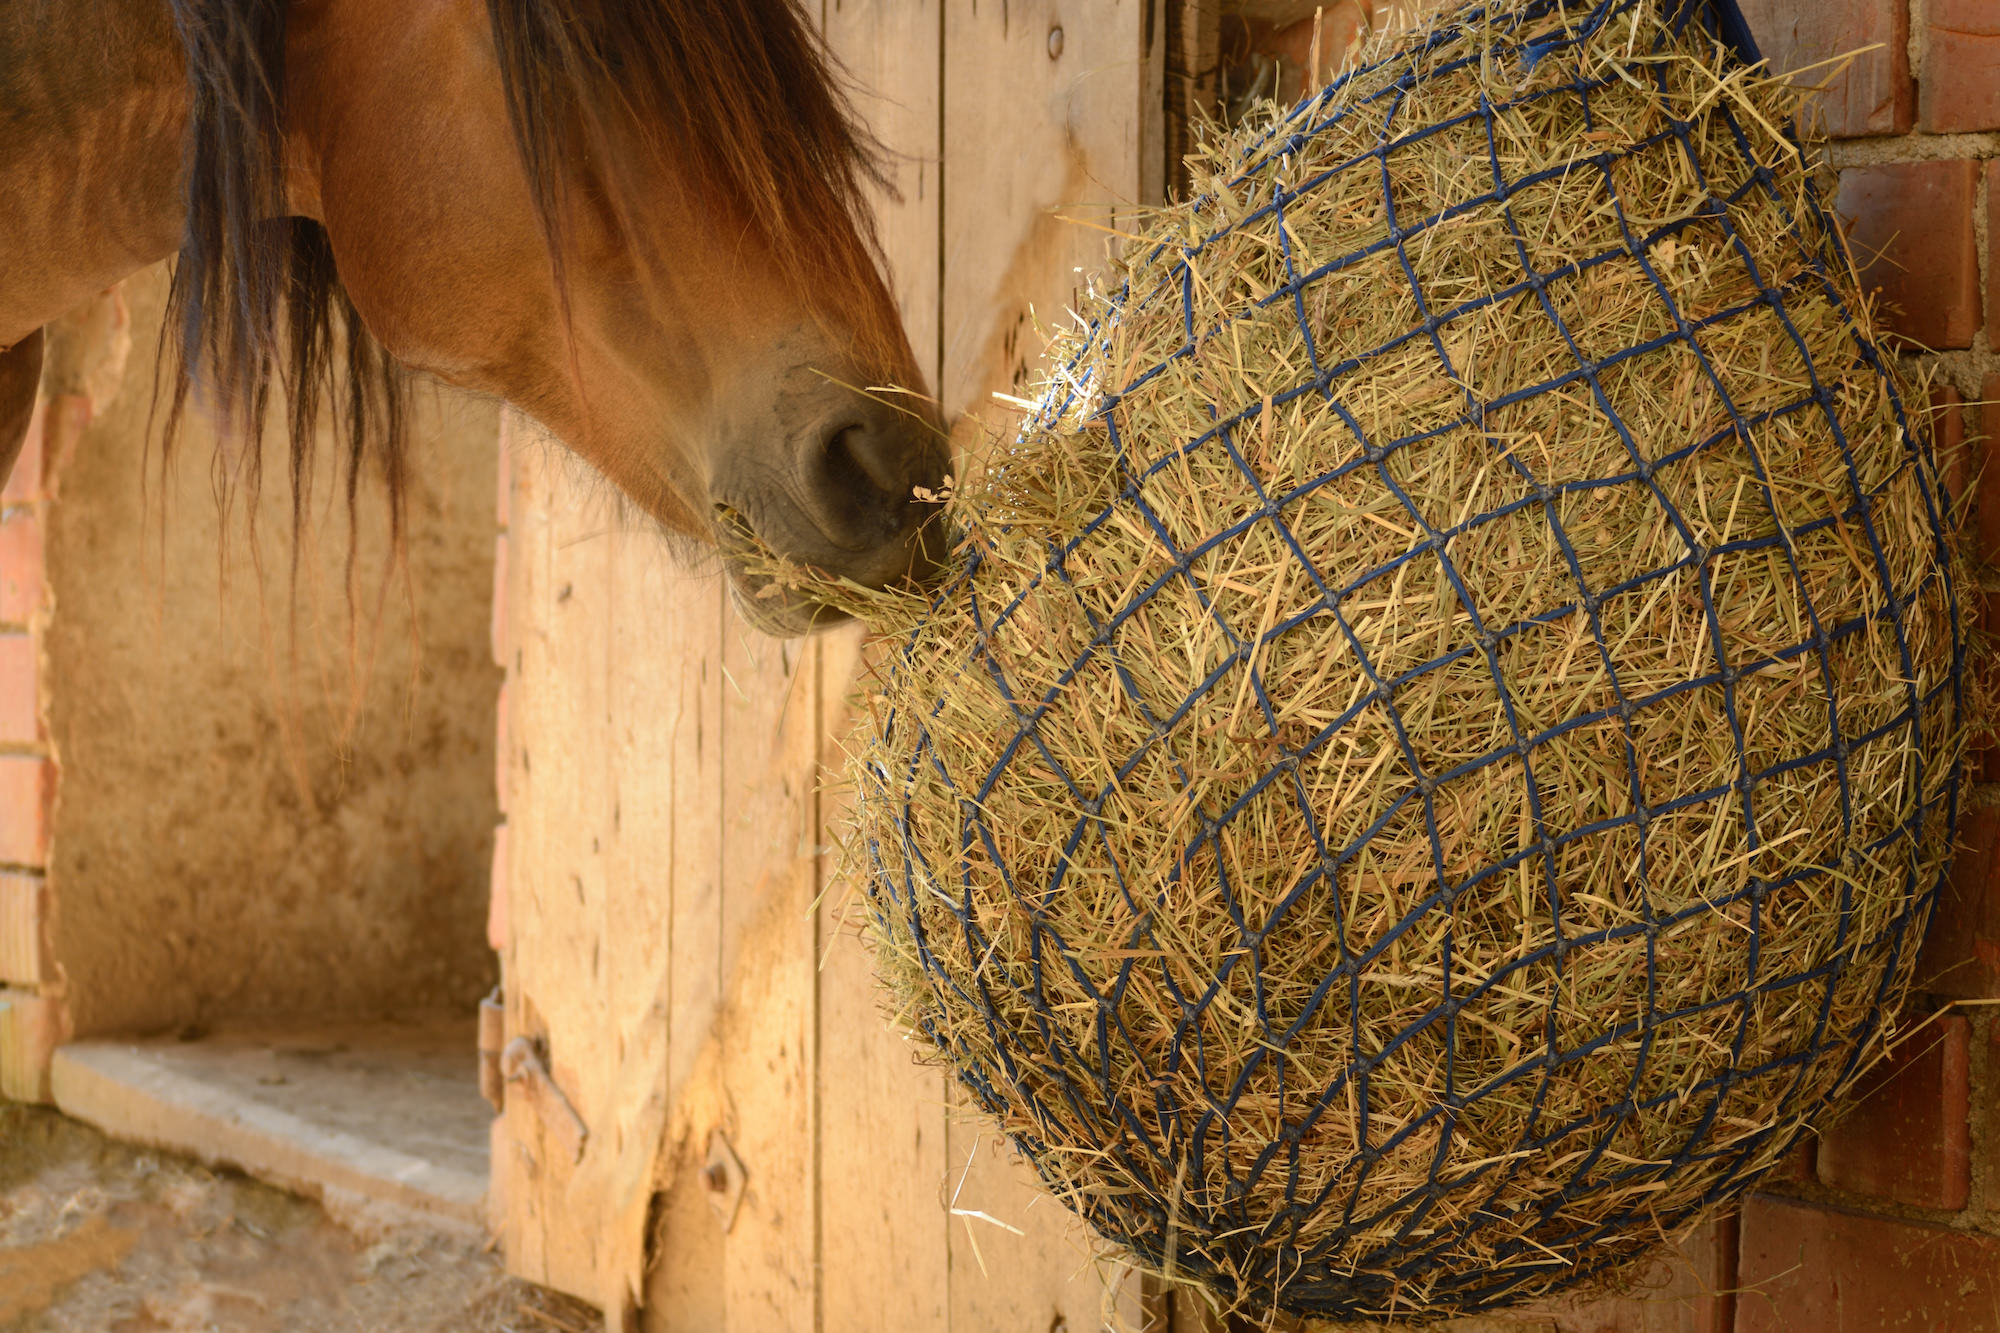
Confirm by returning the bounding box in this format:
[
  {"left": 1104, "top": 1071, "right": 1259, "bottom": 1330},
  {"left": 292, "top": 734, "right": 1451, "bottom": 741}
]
[{"left": 0, "top": 0, "right": 947, "bottom": 634}]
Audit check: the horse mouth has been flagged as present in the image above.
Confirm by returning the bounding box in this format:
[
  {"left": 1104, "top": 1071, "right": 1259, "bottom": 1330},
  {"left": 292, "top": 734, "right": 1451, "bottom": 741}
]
[
  {"left": 723, "top": 556, "right": 856, "bottom": 637},
  {"left": 710, "top": 504, "right": 857, "bottom": 637},
  {"left": 711, "top": 501, "right": 950, "bottom": 638}
]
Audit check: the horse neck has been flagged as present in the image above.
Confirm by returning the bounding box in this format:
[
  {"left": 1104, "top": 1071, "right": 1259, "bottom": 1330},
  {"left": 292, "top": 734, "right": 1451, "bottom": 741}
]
[{"left": 0, "top": 0, "right": 187, "bottom": 346}]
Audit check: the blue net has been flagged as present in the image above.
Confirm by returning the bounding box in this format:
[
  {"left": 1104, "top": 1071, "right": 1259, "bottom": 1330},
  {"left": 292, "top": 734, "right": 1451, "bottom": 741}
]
[{"left": 855, "top": 0, "right": 1965, "bottom": 1317}]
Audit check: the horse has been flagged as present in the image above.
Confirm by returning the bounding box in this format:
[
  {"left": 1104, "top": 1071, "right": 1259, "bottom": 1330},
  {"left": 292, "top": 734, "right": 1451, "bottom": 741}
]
[{"left": 0, "top": 0, "right": 949, "bottom": 635}]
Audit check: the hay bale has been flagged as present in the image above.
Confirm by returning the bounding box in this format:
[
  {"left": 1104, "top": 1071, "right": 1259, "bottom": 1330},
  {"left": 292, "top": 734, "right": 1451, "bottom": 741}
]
[{"left": 839, "top": 0, "right": 1968, "bottom": 1319}]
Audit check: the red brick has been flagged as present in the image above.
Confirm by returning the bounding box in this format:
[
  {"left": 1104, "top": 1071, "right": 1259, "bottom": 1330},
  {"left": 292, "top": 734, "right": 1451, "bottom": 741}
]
[
  {"left": 1737, "top": 0, "right": 1912, "bottom": 138},
  {"left": 0, "top": 870, "right": 46, "bottom": 986},
  {"left": 1917, "top": 804, "right": 2000, "bottom": 997},
  {"left": 1530, "top": 1211, "right": 1736, "bottom": 1332},
  {"left": 1737, "top": 1193, "right": 2000, "bottom": 1331},
  {"left": 1924, "top": 387, "right": 1982, "bottom": 698},
  {"left": 0, "top": 632, "right": 33, "bottom": 747},
  {"left": 488, "top": 821, "right": 509, "bottom": 954},
  {"left": 1975, "top": 592, "right": 2000, "bottom": 782},
  {"left": 0, "top": 988, "right": 58, "bottom": 1102},
  {"left": 0, "top": 508, "right": 42, "bottom": 626},
  {"left": 491, "top": 533, "right": 508, "bottom": 669},
  {"left": 1972, "top": 398, "right": 2000, "bottom": 568},
  {"left": 1984, "top": 380, "right": 2000, "bottom": 529},
  {"left": 1991, "top": 166, "right": 2000, "bottom": 345},
  {"left": 0, "top": 756, "right": 53, "bottom": 867},
  {"left": 1921, "top": 0, "right": 2000, "bottom": 133},
  {"left": 1834, "top": 161, "right": 1982, "bottom": 350},
  {"left": 1925, "top": 386, "right": 1966, "bottom": 520},
  {"left": 0, "top": 398, "right": 44, "bottom": 506},
  {"left": 1929, "top": 392, "right": 1993, "bottom": 784},
  {"left": 1818, "top": 1014, "right": 1971, "bottom": 1210},
  {"left": 1768, "top": 1128, "right": 1817, "bottom": 1187},
  {"left": 1984, "top": 1021, "right": 2000, "bottom": 1213},
  {"left": 495, "top": 679, "right": 509, "bottom": 814},
  {"left": 1975, "top": 380, "right": 2000, "bottom": 623}
]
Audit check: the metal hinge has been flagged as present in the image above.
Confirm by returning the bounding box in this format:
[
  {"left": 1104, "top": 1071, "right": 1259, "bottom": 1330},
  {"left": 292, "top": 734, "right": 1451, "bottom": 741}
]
[{"left": 477, "top": 988, "right": 506, "bottom": 1110}]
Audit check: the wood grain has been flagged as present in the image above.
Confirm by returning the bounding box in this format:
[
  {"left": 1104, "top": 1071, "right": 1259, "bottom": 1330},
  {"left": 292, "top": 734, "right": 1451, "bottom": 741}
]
[
  {"left": 818, "top": 5, "right": 954, "bottom": 1333},
  {"left": 495, "top": 433, "right": 614, "bottom": 1299},
  {"left": 590, "top": 516, "right": 725, "bottom": 1330},
  {"left": 716, "top": 627, "right": 820, "bottom": 1330},
  {"left": 941, "top": 0, "right": 1157, "bottom": 425}
]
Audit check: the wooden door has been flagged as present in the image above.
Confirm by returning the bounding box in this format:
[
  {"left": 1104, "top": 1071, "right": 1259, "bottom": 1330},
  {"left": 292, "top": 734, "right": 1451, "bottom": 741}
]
[{"left": 493, "top": 4, "right": 1174, "bottom": 1330}]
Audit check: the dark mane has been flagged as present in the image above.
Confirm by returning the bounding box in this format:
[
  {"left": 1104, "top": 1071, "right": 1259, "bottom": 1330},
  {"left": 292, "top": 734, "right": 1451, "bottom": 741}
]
[
  {"left": 165, "top": 0, "right": 405, "bottom": 557},
  {"left": 163, "top": 0, "right": 891, "bottom": 546}
]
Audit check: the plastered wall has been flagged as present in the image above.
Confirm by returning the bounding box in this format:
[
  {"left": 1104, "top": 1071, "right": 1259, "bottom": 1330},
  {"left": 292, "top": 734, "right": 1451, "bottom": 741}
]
[{"left": 5, "top": 263, "right": 501, "bottom": 1053}]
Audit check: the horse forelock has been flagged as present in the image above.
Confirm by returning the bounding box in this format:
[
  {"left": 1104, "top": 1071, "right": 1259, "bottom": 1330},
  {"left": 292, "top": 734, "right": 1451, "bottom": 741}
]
[{"left": 484, "top": 0, "right": 907, "bottom": 367}]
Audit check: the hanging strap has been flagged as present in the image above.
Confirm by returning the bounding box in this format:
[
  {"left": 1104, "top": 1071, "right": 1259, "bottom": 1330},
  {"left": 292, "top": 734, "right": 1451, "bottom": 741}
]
[{"left": 1668, "top": 0, "right": 1765, "bottom": 67}]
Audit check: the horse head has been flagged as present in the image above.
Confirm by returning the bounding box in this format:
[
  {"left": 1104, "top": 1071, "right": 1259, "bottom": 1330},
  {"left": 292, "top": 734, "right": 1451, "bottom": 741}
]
[{"left": 3, "top": 0, "right": 949, "bottom": 634}]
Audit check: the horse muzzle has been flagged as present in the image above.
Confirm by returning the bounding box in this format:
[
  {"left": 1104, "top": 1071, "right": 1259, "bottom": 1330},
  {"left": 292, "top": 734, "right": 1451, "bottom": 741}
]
[{"left": 711, "top": 396, "right": 953, "bottom": 636}]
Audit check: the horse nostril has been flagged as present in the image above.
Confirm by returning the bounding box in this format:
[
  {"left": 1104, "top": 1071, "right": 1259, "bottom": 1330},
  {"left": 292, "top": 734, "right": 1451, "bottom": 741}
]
[
  {"left": 823, "top": 420, "right": 907, "bottom": 498},
  {"left": 812, "top": 417, "right": 942, "bottom": 553}
]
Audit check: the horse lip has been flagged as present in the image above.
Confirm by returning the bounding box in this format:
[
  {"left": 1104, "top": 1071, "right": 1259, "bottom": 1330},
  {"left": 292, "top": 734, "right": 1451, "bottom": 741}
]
[
  {"left": 707, "top": 502, "right": 837, "bottom": 637},
  {"left": 709, "top": 496, "right": 947, "bottom": 637},
  {"left": 727, "top": 569, "right": 853, "bottom": 637}
]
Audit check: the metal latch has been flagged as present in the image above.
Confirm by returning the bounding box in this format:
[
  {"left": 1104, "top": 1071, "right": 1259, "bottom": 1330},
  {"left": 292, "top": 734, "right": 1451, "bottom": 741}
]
[{"left": 502, "top": 1035, "right": 590, "bottom": 1164}]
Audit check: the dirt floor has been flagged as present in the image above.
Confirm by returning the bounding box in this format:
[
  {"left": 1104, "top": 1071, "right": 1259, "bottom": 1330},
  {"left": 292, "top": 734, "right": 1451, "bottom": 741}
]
[{"left": 0, "top": 1105, "right": 601, "bottom": 1333}]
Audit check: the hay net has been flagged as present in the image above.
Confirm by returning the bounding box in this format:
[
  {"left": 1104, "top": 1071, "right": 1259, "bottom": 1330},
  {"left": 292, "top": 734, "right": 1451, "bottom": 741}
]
[{"left": 849, "top": 0, "right": 1966, "bottom": 1319}]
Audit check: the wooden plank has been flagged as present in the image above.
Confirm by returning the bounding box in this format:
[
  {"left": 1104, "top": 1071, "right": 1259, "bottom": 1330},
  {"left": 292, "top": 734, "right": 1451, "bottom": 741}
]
[
  {"left": 943, "top": 1119, "right": 1154, "bottom": 1333},
  {"left": 593, "top": 491, "right": 727, "bottom": 1333},
  {"left": 1140, "top": 0, "right": 1169, "bottom": 211},
  {"left": 639, "top": 610, "right": 817, "bottom": 1332},
  {"left": 498, "top": 427, "right": 730, "bottom": 1324},
  {"left": 716, "top": 625, "right": 821, "bottom": 1330},
  {"left": 828, "top": 0, "right": 947, "bottom": 389},
  {"left": 503, "top": 5, "right": 1174, "bottom": 1327},
  {"left": 940, "top": 4, "right": 1163, "bottom": 1327},
  {"left": 941, "top": 0, "right": 1157, "bottom": 425},
  {"left": 817, "top": 4, "right": 954, "bottom": 1332},
  {"left": 583, "top": 513, "right": 726, "bottom": 1330},
  {"left": 638, "top": 590, "right": 822, "bottom": 1333},
  {"left": 1165, "top": 0, "right": 1222, "bottom": 200},
  {"left": 496, "top": 431, "right": 615, "bottom": 1298},
  {"left": 818, "top": 625, "right": 955, "bottom": 1333}
]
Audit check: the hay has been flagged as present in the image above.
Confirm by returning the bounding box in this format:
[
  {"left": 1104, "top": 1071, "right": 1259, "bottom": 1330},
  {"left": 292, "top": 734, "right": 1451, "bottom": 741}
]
[{"left": 825, "top": 0, "right": 1968, "bottom": 1320}]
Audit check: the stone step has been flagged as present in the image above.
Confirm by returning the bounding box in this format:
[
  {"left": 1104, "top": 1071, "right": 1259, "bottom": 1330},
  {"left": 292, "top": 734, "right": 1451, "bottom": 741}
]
[{"left": 51, "top": 1017, "right": 488, "bottom": 1232}]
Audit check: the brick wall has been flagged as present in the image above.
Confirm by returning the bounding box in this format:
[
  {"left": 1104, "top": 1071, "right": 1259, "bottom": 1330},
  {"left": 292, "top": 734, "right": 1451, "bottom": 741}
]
[{"left": 0, "top": 392, "right": 84, "bottom": 1101}]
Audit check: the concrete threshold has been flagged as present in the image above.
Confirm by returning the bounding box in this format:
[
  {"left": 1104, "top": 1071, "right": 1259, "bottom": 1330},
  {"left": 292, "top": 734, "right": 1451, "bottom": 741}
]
[{"left": 51, "top": 1016, "right": 489, "bottom": 1231}]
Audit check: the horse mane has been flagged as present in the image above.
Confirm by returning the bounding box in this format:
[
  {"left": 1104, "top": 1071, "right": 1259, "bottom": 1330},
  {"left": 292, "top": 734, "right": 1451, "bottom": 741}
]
[
  {"left": 164, "top": 0, "right": 406, "bottom": 559},
  {"left": 485, "top": 0, "right": 895, "bottom": 346},
  {"left": 162, "top": 0, "right": 892, "bottom": 551}
]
